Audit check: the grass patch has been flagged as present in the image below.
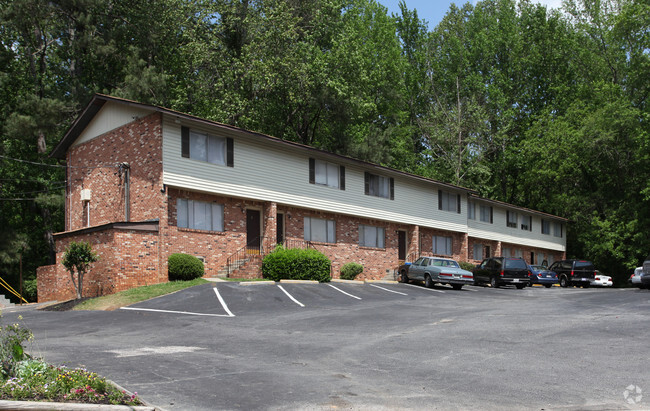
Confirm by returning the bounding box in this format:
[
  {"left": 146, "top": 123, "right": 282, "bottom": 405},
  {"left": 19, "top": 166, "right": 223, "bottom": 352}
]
[{"left": 72, "top": 278, "right": 209, "bottom": 311}]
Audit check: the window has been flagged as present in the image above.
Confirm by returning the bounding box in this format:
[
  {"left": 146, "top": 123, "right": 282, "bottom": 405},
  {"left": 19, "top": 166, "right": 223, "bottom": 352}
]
[
  {"left": 433, "top": 235, "right": 453, "bottom": 256},
  {"left": 473, "top": 244, "right": 483, "bottom": 260},
  {"left": 181, "top": 126, "right": 233, "bottom": 167},
  {"left": 520, "top": 215, "right": 532, "bottom": 231},
  {"left": 177, "top": 199, "right": 224, "bottom": 231},
  {"left": 304, "top": 217, "right": 336, "bottom": 243},
  {"left": 438, "top": 190, "right": 460, "bottom": 213},
  {"left": 514, "top": 249, "right": 523, "bottom": 258},
  {"left": 359, "top": 225, "right": 385, "bottom": 248},
  {"left": 507, "top": 211, "right": 518, "bottom": 228},
  {"left": 468, "top": 201, "right": 476, "bottom": 220},
  {"left": 364, "top": 172, "right": 393, "bottom": 199},
  {"left": 480, "top": 205, "right": 493, "bottom": 223},
  {"left": 309, "top": 158, "right": 345, "bottom": 190},
  {"left": 553, "top": 222, "right": 563, "bottom": 238},
  {"left": 541, "top": 219, "right": 551, "bottom": 235},
  {"left": 547, "top": 254, "right": 555, "bottom": 265},
  {"left": 502, "top": 247, "right": 511, "bottom": 257}
]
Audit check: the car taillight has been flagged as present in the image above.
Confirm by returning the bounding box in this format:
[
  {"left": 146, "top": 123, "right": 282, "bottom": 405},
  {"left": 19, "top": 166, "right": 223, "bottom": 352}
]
[
  {"left": 527, "top": 271, "right": 532, "bottom": 277},
  {"left": 500, "top": 270, "right": 504, "bottom": 276},
  {"left": 570, "top": 270, "right": 574, "bottom": 277}
]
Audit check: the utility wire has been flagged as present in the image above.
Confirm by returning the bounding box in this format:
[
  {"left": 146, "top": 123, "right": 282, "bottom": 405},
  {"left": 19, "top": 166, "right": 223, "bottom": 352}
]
[
  {"left": 0, "top": 154, "right": 120, "bottom": 169},
  {"left": 0, "top": 186, "right": 66, "bottom": 197}
]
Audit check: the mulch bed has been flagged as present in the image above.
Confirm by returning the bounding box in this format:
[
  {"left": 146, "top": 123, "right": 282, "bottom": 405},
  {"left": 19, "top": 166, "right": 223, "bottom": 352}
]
[{"left": 38, "top": 298, "right": 90, "bottom": 311}]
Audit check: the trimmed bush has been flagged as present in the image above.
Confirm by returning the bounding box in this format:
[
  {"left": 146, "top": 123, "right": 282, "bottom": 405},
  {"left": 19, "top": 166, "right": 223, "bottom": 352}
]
[
  {"left": 168, "top": 253, "right": 204, "bottom": 281},
  {"left": 459, "top": 261, "right": 476, "bottom": 271},
  {"left": 340, "top": 262, "right": 363, "bottom": 280},
  {"left": 262, "top": 246, "right": 331, "bottom": 282}
]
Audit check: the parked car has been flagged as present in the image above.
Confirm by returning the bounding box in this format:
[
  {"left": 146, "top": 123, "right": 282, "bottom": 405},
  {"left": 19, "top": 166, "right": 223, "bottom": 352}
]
[
  {"left": 641, "top": 254, "right": 650, "bottom": 288},
  {"left": 473, "top": 257, "right": 530, "bottom": 289},
  {"left": 548, "top": 259, "right": 596, "bottom": 288},
  {"left": 399, "top": 256, "right": 473, "bottom": 290},
  {"left": 629, "top": 267, "right": 645, "bottom": 289},
  {"left": 591, "top": 271, "right": 613, "bottom": 287},
  {"left": 527, "top": 265, "right": 558, "bottom": 288}
]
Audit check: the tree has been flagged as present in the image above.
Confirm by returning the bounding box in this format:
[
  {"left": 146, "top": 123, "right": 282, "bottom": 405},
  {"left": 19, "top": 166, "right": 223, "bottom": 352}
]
[{"left": 61, "top": 241, "right": 98, "bottom": 299}]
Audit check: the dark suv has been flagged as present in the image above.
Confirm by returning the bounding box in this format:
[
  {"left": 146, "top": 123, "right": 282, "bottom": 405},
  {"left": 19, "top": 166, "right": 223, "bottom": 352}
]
[
  {"left": 473, "top": 257, "right": 530, "bottom": 289},
  {"left": 641, "top": 254, "right": 650, "bottom": 288},
  {"left": 548, "top": 259, "right": 596, "bottom": 288}
]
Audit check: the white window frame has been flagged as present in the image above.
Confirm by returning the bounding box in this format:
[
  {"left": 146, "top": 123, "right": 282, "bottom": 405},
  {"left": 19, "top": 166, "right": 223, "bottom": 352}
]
[
  {"left": 359, "top": 224, "right": 385, "bottom": 248},
  {"left": 177, "top": 198, "right": 224, "bottom": 232},
  {"left": 314, "top": 159, "right": 340, "bottom": 189},
  {"left": 468, "top": 201, "right": 476, "bottom": 220},
  {"left": 368, "top": 174, "right": 390, "bottom": 198},
  {"left": 473, "top": 244, "right": 483, "bottom": 260},
  {"left": 304, "top": 217, "right": 336, "bottom": 243},
  {"left": 480, "top": 205, "right": 492, "bottom": 223},
  {"left": 541, "top": 219, "right": 551, "bottom": 235},
  {"left": 507, "top": 211, "right": 518, "bottom": 228},
  {"left": 190, "top": 130, "right": 226, "bottom": 165},
  {"left": 553, "top": 222, "right": 563, "bottom": 238},
  {"left": 502, "top": 247, "right": 511, "bottom": 257},
  {"left": 439, "top": 191, "right": 459, "bottom": 213},
  {"left": 520, "top": 215, "right": 532, "bottom": 231},
  {"left": 433, "top": 235, "right": 453, "bottom": 256}
]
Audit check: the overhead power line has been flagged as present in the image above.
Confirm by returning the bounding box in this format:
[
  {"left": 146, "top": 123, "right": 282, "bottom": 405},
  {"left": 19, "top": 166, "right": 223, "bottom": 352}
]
[{"left": 0, "top": 155, "right": 120, "bottom": 169}]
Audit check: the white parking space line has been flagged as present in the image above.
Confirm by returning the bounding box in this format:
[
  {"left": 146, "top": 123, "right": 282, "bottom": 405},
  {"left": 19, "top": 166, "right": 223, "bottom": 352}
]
[
  {"left": 404, "top": 283, "right": 445, "bottom": 293},
  {"left": 328, "top": 284, "right": 362, "bottom": 300},
  {"left": 120, "top": 307, "right": 233, "bottom": 317},
  {"left": 277, "top": 285, "right": 305, "bottom": 307},
  {"left": 368, "top": 284, "right": 408, "bottom": 296},
  {"left": 213, "top": 286, "right": 236, "bottom": 317}
]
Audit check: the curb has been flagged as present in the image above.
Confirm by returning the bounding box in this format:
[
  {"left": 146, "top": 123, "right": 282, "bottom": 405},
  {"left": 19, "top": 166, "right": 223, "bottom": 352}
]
[
  {"left": 279, "top": 279, "right": 319, "bottom": 284},
  {"left": 364, "top": 280, "right": 399, "bottom": 284},
  {"left": 330, "top": 279, "right": 364, "bottom": 284},
  {"left": 238, "top": 280, "right": 275, "bottom": 285}
]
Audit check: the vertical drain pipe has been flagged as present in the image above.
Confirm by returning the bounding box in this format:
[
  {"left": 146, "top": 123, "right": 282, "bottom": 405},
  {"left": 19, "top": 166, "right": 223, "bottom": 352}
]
[{"left": 122, "top": 162, "right": 130, "bottom": 222}]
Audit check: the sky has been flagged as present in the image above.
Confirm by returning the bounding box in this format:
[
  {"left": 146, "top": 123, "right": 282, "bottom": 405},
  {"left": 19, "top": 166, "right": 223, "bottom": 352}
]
[{"left": 378, "top": 0, "right": 565, "bottom": 29}]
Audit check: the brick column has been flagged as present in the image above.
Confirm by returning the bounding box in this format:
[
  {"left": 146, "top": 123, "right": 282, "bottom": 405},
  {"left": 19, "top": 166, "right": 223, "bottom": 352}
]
[
  {"left": 495, "top": 241, "right": 502, "bottom": 257},
  {"left": 461, "top": 232, "right": 469, "bottom": 261},
  {"left": 408, "top": 225, "right": 420, "bottom": 261},
  {"left": 263, "top": 202, "right": 277, "bottom": 250}
]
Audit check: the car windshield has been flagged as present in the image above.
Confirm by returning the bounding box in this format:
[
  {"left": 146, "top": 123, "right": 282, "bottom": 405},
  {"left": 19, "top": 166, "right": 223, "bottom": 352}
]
[
  {"left": 504, "top": 258, "right": 527, "bottom": 269},
  {"left": 432, "top": 259, "right": 459, "bottom": 268},
  {"left": 575, "top": 261, "right": 594, "bottom": 270},
  {"left": 531, "top": 265, "right": 546, "bottom": 270}
]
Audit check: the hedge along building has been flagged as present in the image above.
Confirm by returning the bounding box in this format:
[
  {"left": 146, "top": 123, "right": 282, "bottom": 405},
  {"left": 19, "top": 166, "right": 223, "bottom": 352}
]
[{"left": 36, "top": 94, "right": 567, "bottom": 302}]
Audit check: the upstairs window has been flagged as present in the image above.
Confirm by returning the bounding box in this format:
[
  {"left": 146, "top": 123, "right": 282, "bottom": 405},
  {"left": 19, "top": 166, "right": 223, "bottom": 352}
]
[
  {"left": 181, "top": 126, "right": 233, "bottom": 167},
  {"left": 553, "top": 222, "right": 563, "bottom": 238},
  {"left": 309, "top": 158, "right": 345, "bottom": 190},
  {"left": 480, "top": 205, "right": 493, "bottom": 223},
  {"left": 520, "top": 215, "right": 532, "bottom": 231},
  {"left": 359, "top": 224, "right": 385, "bottom": 248},
  {"left": 438, "top": 190, "right": 460, "bottom": 213},
  {"left": 304, "top": 217, "right": 336, "bottom": 243},
  {"left": 365, "top": 172, "right": 394, "bottom": 199},
  {"left": 433, "top": 235, "right": 453, "bottom": 256},
  {"left": 541, "top": 219, "right": 551, "bottom": 235},
  {"left": 507, "top": 211, "right": 518, "bottom": 228},
  {"left": 177, "top": 199, "right": 224, "bottom": 231},
  {"left": 468, "top": 201, "right": 476, "bottom": 220}
]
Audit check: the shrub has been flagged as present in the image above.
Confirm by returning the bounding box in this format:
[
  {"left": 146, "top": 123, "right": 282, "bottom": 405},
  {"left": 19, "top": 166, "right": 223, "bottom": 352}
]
[
  {"left": 168, "top": 253, "right": 204, "bottom": 281},
  {"left": 22, "top": 279, "right": 37, "bottom": 302},
  {"left": 340, "top": 262, "right": 363, "bottom": 280},
  {"left": 459, "top": 261, "right": 476, "bottom": 271},
  {"left": 0, "top": 318, "right": 33, "bottom": 381},
  {"left": 262, "top": 246, "right": 331, "bottom": 282}
]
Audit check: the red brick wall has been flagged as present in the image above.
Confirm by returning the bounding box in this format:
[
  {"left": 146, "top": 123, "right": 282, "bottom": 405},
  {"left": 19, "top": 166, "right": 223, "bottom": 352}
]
[
  {"left": 66, "top": 112, "right": 164, "bottom": 231},
  {"left": 418, "top": 227, "right": 469, "bottom": 263},
  {"left": 36, "top": 264, "right": 58, "bottom": 302}
]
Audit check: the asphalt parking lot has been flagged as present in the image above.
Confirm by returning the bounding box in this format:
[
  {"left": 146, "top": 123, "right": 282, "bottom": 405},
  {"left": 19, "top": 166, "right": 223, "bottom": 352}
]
[{"left": 3, "top": 282, "right": 650, "bottom": 410}]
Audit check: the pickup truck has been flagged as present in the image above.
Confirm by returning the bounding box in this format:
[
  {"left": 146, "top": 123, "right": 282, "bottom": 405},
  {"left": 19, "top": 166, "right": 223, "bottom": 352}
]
[{"left": 548, "top": 259, "right": 596, "bottom": 288}]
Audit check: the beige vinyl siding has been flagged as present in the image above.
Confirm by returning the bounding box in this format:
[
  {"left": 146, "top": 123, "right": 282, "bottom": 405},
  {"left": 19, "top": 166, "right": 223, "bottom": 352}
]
[
  {"left": 162, "top": 116, "right": 468, "bottom": 233},
  {"left": 74, "top": 102, "right": 154, "bottom": 146}
]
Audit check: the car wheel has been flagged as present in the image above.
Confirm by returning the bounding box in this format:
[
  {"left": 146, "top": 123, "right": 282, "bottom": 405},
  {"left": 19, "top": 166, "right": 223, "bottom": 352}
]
[
  {"left": 560, "top": 276, "right": 568, "bottom": 288},
  {"left": 544, "top": 284, "right": 552, "bottom": 288},
  {"left": 515, "top": 284, "right": 525, "bottom": 289},
  {"left": 425, "top": 274, "right": 433, "bottom": 288},
  {"left": 452, "top": 284, "right": 463, "bottom": 290},
  {"left": 400, "top": 271, "right": 409, "bottom": 284},
  {"left": 583, "top": 283, "right": 590, "bottom": 288},
  {"left": 490, "top": 276, "right": 499, "bottom": 288}
]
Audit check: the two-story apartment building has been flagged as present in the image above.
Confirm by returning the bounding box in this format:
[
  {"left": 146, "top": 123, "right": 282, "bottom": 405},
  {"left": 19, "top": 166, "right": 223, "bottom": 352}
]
[{"left": 36, "top": 94, "right": 566, "bottom": 302}]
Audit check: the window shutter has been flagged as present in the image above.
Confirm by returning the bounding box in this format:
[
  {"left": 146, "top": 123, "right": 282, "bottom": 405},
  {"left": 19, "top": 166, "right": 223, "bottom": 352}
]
[
  {"left": 490, "top": 207, "right": 493, "bottom": 224},
  {"left": 181, "top": 126, "right": 190, "bottom": 158},
  {"left": 364, "top": 172, "right": 370, "bottom": 195},
  {"left": 339, "top": 166, "right": 345, "bottom": 190},
  {"left": 438, "top": 190, "right": 442, "bottom": 210},
  {"left": 309, "top": 158, "right": 315, "bottom": 184},
  {"left": 389, "top": 178, "right": 394, "bottom": 200},
  {"left": 226, "top": 138, "right": 234, "bottom": 167},
  {"left": 457, "top": 194, "right": 461, "bottom": 214},
  {"left": 529, "top": 216, "right": 532, "bottom": 231}
]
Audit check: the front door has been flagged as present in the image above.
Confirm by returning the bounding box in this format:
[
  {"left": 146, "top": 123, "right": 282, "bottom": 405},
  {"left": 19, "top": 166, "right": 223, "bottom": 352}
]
[
  {"left": 246, "top": 209, "right": 261, "bottom": 253},
  {"left": 277, "top": 213, "right": 284, "bottom": 245},
  {"left": 398, "top": 231, "right": 407, "bottom": 261}
]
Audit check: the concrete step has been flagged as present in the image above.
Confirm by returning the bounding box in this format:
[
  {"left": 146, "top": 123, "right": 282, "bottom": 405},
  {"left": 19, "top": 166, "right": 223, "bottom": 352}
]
[{"left": 0, "top": 294, "right": 14, "bottom": 307}]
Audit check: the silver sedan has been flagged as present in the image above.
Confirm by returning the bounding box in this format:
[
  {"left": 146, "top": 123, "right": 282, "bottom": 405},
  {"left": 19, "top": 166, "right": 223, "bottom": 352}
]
[{"left": 399, "top": 256, "right": 474, "bottom": 290}]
